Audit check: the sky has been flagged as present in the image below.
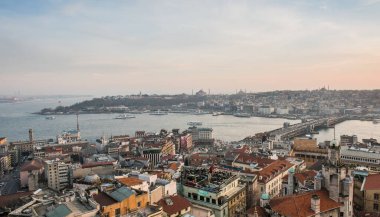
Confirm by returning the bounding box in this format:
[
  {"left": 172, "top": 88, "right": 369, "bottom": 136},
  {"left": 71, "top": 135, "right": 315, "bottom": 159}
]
[{"left": 1, "top": 0, "right": 380, "bottom": 96}]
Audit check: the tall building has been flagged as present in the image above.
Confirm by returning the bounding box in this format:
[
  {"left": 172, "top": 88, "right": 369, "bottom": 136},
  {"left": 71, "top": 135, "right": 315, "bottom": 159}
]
[
  {"left": 44, "top": 160, "right": 70, "bottom": 191},
  {"left": 314, "top": 139, "right": 354, "bottom": 217},
  {"left": 180, "top": 167, "right": 246, "bottom": 217}
]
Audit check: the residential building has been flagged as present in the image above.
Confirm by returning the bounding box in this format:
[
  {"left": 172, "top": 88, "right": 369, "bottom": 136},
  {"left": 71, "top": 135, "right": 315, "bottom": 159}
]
[
  {"left": 181, "top": 167, "right": 246, "bottom": 217},
  {"left": 44, "top": 160, "right": 70, "bottom": 191},
  {"left": 20, "top": 159, "right": 44, "bottom": 191},
  {"left": 256, "top": 160, "right": 294, "bottom": 200},
  {"left": 93, "top": 186, "right": 149, "bottom": 217},
  {"left": 362, "top": 174, "right": 380, "bottom": 213}
]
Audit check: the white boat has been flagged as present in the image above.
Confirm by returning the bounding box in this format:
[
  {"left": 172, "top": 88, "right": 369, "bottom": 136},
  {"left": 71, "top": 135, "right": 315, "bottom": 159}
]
[
  {"left": 149, "top": 110, "right": 168, "bottom": 115},
  {"left": 233, "top": 113, "right": 251, "bottom": 118},
  {"left": 115, "top": 114, "right": 136, "bottom": 119},
  {"left": 45, "top": 116, "right": 56, "bottom": 120},
  {"left": 187, "top": 121, "right": 203, "bottom": 126},
  {"left": 212, "top": 112, "right": 222, "bottom": 116}
]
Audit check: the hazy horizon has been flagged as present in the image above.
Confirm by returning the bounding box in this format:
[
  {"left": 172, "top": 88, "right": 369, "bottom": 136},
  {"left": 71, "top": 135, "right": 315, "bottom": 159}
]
[{"left": 1, "top": 0, "right": 380, "bottom": 95}]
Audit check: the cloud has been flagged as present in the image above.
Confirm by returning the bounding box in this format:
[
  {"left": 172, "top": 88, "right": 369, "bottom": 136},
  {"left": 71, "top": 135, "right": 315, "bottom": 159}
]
[{"left": 0, "top": 0, "right": 379, "bottom": 95}]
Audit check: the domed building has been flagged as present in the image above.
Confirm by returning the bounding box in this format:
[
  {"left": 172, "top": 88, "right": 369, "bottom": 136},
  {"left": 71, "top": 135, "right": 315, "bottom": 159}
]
[{"left": 84, "top": 172, "right": 100, "bottom": 184}]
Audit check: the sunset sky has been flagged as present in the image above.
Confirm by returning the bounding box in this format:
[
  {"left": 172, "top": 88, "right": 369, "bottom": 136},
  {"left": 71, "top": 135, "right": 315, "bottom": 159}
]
[{"left": 1, "top": 0, "right": 380, "bottom": 95}]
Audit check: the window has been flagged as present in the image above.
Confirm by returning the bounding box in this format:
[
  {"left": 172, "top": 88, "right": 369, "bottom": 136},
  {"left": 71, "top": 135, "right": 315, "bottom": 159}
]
[
  {"left": 374, "top": 203, "right": 379, "bottom": 211},
  {"left": 115, "top": 208, "right": 120, "bottom": 217},
  {"left": 212, "top": 199, "right": 216, "bottom": 204},
  {"left": 375, "top": 193, "right": 379, "bottom": 200},
  {"left": 206, "top": 197, "right": 210, "bottom": 203},
  {"left": 188, "top": 193, "right": 191, "bottom": 198},
  {"left": 200, "top": 196, "right": 204, "bottom": 201},
  {"left": 137, "top": 202, "right": 141, "bottom": 207}
]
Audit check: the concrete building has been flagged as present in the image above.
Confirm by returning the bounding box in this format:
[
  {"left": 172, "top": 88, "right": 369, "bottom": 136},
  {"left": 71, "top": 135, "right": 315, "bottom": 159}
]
[
  {"left": 44, "top": 160, "right": 70, "bottom": 191},
  {"left": 256, "top": 160, "right": 294, "bottom": 200},
  {"left": 361, "top": 173, "right": 380, "bottom": 213},
  {"left": 20, "top": 159, "right": 44, "bottom": 190},
  {"left": 340, "top": 135, "right": 358, "bottom": 146},
  {"left": 291, "top": 138, "right": 327, "bottom": 164},
  {"left": 93, "top": 186, "right": 150, "bottom": 217},
  {"left": 314, "top": 140, "right": 354, "bottom": 217},
  {"left": 340, "top": 146, "right": 380, "bottom": 171},
  {"left": 258, "top": 106, "right": 274, "bottom": 115},
  {"left": 180, "top": 167, "right": 246, "bottom": 217}
]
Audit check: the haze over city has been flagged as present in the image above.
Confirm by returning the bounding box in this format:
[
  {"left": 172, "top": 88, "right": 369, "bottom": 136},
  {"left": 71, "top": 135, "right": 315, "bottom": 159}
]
[{"left": 1, "top": 0, "right": 380, "bottom": 96}]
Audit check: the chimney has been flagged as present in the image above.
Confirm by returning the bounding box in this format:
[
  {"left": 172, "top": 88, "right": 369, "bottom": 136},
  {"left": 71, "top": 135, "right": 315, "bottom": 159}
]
[
  {"left": 311, "top": 194, "right": 320, "bottom": 215},
  {"left": 29, "top": 129, "right": 33, "bottom": 142}
]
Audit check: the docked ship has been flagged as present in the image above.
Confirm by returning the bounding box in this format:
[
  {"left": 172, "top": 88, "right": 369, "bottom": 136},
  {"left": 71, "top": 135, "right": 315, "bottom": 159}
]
[
  {"left": 149, "top": 110, "right": 168, "bottom": 115},
  {"left": 212, "top": 112, "right": 222, "bottom": 116},
  {"left": 45, "top": 116, "right": 56, "bottom": 120},
  {"left": 233, "top": 113, "right": 251, "bottom": 118},
  {"left": 187, "top": 121, "right": 202, "bottom": 126},
  {"left": 115, "top": 114, "right": 136, "bottom": 119}
]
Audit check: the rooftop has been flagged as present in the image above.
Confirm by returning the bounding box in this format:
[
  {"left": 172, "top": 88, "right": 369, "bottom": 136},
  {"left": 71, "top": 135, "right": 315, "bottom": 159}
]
[
  {"left": 182, "top": 167, "right": 237, "bottom": 193},
  {"left": 270, "top": 190, "right": 342, "bottom": 217},
  {"left": 363, "top": 174, "right": 380, "bottom": 190},
  {"left": 157, "top": 195, "right": 191, "bottom": 216},
  {"left": 93, "top": 192, "right": 117, "bottom": 206}
]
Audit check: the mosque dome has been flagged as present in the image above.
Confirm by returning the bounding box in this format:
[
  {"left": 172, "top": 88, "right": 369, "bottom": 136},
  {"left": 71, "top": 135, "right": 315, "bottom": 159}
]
[{"left": 84, "top": 172, "right": 100, "bottom": 184}]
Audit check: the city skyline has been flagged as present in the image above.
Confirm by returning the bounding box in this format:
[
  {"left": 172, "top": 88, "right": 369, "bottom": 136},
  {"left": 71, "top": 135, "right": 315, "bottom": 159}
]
[{"left": 1, "top": 0, "right": 380, "bottom": 95}]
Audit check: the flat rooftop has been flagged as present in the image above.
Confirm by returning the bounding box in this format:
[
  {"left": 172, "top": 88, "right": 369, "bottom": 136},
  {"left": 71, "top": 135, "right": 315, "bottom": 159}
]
[{"left": 182, "top": 167, "right": 237, "bottom": 193}]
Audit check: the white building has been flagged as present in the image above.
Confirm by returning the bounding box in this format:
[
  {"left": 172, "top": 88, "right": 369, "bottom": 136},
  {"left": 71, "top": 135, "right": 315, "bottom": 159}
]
[
  {"left": 258, "top": 106, "right": 274, "bottom": 115},
  {"left": 340, "top": 146, "right": 380, "bottom": 171},
  {"left": 275, "top": 107, "right": 289, "bottom": 115},
  {"left": 44, "top": 160, "right": 70, "bottom": 191}
]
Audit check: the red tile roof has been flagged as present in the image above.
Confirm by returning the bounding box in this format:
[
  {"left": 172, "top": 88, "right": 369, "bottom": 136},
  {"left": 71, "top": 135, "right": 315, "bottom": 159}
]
[
  {"left": 270, "top": 190, "right": 342, "bottom": 217},
  {"left": 235, "top": 153, "right": 275, "bottom": 167},
  {"left": 167, "top": 163, "right": 179, "bottom": 171},
  {"left": 117, "top": 177, "right": 144, "bottom": 186},
  {"left": 256, "top": 160, "right": 293, "bottom": 183},
  {"left": 157, "top": 195, "right": 191, "bottom": 216},
  {"left": 294, "top": 170, "right": 317, "bottom": 185},
  {"left": 363, "top": 174, "right": 380, "bottom": 190},
  {"left": 93, "top": 192, "right": 118, "bottom": 207}
]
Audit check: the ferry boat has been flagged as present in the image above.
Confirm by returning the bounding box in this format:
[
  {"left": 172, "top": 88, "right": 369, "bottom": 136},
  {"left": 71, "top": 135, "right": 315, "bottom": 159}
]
[
  {"left": 187, "top": 121, "right": 203, "bottom": 126},
  {"left": 233, "top": 113, "right": 251, "bottom": 118},
  {"left": 149, "top": 110, "right": 168, "bottom": 116},
  {"left": 115, "top": 114, "right": 136, "bottom": 119},
  {"left": 45, "top": 116, "right": 56, "bottom": 120},
  {"left": 191, "top": 110, "right": 209, "bottom": 115}
]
